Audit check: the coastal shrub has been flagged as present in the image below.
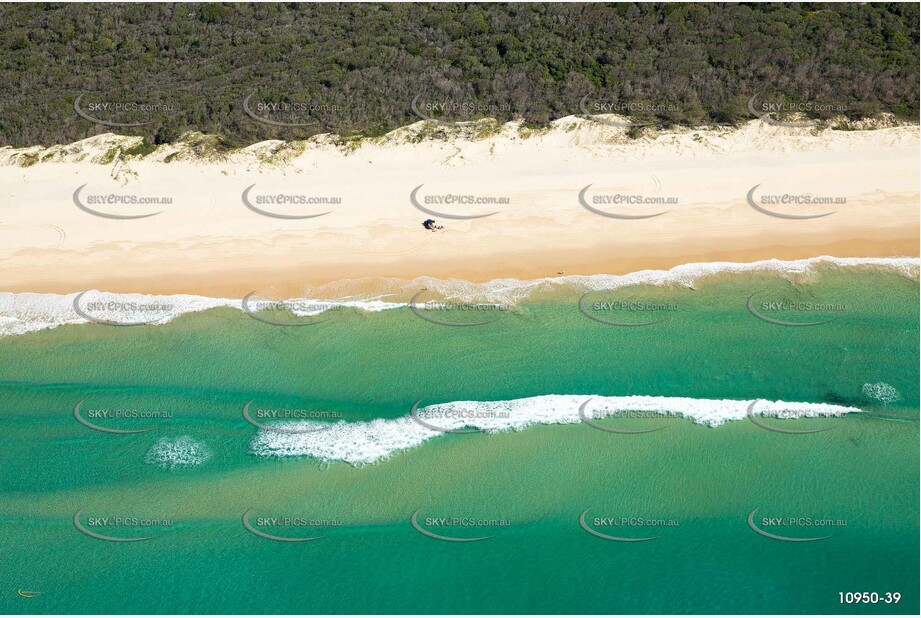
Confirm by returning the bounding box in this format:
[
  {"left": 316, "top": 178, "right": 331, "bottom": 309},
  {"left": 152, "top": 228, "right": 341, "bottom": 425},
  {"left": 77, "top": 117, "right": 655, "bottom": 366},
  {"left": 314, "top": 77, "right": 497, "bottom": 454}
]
[{"left": 0, "top": 2, "right": 916, "bottom": 147}]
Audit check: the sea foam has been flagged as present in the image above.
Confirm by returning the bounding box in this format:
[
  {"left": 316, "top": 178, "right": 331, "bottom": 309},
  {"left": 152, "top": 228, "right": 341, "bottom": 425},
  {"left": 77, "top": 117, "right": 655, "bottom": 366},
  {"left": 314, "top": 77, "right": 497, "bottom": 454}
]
[
  {"left": 401, "top": 255, "right": 919, "bottom": 305},
  {"left": 0, "top": 291, "right": 400, "bottom": 337},
  {"left": 249, "top": 395, "right": 859, "bottom": 464},
  {"left": 1, "top": 256, "right": 916, "bottom": 337},
  {"left": 144, "top": 436, "right": 211, "bottom": 469}
]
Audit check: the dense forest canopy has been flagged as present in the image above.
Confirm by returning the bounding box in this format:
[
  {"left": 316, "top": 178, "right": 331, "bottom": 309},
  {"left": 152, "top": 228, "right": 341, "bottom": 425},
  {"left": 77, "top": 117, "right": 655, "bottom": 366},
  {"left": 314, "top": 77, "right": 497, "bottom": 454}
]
[{"left": 0, "top": 2, "right": 918, "bottom": 147}]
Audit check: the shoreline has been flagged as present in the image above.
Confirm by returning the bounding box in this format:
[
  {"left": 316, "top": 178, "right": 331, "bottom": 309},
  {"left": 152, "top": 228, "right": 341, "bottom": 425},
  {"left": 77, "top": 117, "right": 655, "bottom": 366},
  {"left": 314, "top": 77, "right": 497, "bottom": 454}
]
[
  {"left": 5, "top": 235, "right": 917, "bottom": 297},
  {"left": 2, "top": 255, "right": 917, "bottom": 339}
]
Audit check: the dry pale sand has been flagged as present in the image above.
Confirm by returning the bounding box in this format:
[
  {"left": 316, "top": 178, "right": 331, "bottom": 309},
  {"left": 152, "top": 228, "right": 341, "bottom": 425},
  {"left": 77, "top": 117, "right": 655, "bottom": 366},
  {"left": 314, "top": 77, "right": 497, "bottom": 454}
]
[{"left": 0, "top": 116, "right": 917, "bottom": 296}]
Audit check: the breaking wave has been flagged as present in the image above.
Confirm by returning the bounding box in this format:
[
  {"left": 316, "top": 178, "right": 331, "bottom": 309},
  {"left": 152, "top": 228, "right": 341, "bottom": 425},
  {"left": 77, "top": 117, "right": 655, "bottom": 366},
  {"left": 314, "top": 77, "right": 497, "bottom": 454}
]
[
  {"left": 0, "top": 256, "right": 915, "bottom": 337},
  {"left": 249, "top": 395, "right": 859, "bottom": 464}
]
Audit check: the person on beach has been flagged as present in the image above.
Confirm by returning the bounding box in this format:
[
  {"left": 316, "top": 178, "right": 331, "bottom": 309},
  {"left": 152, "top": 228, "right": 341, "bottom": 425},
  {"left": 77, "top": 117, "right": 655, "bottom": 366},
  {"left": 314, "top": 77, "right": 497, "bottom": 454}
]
[{"left": 422, "top": 219, "right": 443, "bottom": 231}]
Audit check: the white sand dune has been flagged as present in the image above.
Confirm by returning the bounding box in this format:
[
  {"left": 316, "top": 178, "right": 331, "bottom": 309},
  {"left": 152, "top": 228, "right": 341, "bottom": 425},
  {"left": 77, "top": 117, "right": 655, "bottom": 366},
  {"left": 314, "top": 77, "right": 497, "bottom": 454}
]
[{"left": 0, "top": 117, "right": 917, "bottom": 295}]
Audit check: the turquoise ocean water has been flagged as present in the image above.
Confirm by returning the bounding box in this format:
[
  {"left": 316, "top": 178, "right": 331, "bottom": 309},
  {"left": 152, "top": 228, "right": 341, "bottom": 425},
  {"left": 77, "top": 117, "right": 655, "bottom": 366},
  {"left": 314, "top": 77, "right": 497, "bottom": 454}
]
[{"left": 0, "top": 263, "right": 918, "bottom": 614}]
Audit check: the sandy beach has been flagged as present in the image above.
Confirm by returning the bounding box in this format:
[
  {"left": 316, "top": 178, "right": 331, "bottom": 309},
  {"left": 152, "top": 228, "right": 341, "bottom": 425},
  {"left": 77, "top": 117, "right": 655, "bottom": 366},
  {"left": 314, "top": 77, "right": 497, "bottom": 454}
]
[{"left": 0, "top": 116, "right": 917, "bottom": 296}]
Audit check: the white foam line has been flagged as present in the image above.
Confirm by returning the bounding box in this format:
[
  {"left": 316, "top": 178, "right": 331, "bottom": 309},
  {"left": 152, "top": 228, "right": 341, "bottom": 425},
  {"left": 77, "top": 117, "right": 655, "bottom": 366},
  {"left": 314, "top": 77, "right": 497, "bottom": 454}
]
[
  {"left": 0, "top": 291, "right": 403, "bottom": 337},
  {"left": 408, "top": 255, "right": 919, "bottom": 303},
  {"left": 250, "top": 395, "right": 860, "bottom": 464},
  {"left": 0, "top": 256, "right": 915, "bottom": 337}
]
